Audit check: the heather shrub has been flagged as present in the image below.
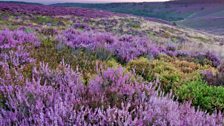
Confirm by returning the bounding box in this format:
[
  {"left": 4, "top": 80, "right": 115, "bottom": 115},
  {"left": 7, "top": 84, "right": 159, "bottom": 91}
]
[
  {"left": 32, "top": 39, "right": 62, "bottom": 69},
  {"left": 34, "top": 16, "right": 58, "bottom": 25},
  {"left": 73, "top": 23, "right": 91, "bottom": 31},
  {"left": 105, "top": 58, "right": 120, "bottom": 68},
  {"left": 0, "top": 3, "right": 114, "bottom": 18},
  {"left": 0, "top": 46, "right": 35, "bottom": 68},
  {"left": 88, "top": 67, "right": 144, "bottom": 108},
  {"left": 32, "top": 42, "right": 107, "bottom": 84},
  {"left": 0, "top": 46, "right": 35, "bottom": 83},
  {"left": 0, "top": 29, "right": 40, "bottom": 84},
  {"left": 171, "top": 59, "right": 212, "bottom": 82},
  {"left": 94, "top": 47, "right": 113, "bottom": 61},
  {"left": 127, "top": 57, "right": 153, "bottom": 81},
  {"left": 112, "top": 35, "right": 153, "bottom": 62},
  {"left": 0, "top": 65, "right": 223, "bottom": 125},
  {"left": 127, "top": 57, "right": 215, "bottom": 93},
  {"left": 189, "top": 52, "right": 221, "bottom": 67},
  {"left": 202, "top": 63, "right": 224, "bottom": 86},
  {"left": 127, "top": 57, "right": 181, "bottom": 93},
  {"left": 176, "top": 51, "right": 221, "bottom": 68},
  {"left": 0, "top": 62, "right": 85, "bottom": 125},
  {"left": 57, "top": 29, "right": 161, "bottom": 63},
  {"left": 150, "top": 60, "right": 181, "bottom": 92},
  {"left": 173, "top": 60, "right": 199, "bottom": 73},
  {"left": 193, "top": 53, "right": 214, "bottom": 66},
  {"left": 176, "top": 79, "right": 224, "bottom": 113},
  {"left": 0, "top": 29, "right": 40, "bottom": 49},
  {"left": 40, "top": 28, "right": 58, "bottom": 36}
]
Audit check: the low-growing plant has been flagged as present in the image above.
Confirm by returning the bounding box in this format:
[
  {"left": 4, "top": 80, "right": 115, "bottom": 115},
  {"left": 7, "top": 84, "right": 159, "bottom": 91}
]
[
  {"left": 105, "top": 58, "right": 120, "bottom": 68},
  {"left": 34, "top": 16, "right": 59, "bottom": 26},
  {"left": 127, "top": 57, "right": 153, "bottom": 81},
  {"left": 127, "top": 57, "right": 181, "bottom": 93},
  {"left": 202, "top": 63, "right": 224, "bottom": 86},
  {"left": 0, "top": 64, "right": 223, "bottom": 125},
  {"left": 127, "top": 57, "right": 215, "bottom": 93},
  {"left": 0, "top": 4, "right": 224, "bottom": 125},
  {"left": 40, "top": 28, "right": 58, "bottom": 36},
  {"left": 176, "top": 79, "right": 224, "bottom": 113}
]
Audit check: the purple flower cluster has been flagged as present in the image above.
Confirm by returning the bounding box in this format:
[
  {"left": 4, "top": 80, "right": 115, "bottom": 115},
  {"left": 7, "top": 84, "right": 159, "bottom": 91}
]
[
  {"left": 0, "top": 3, "right": 114, "bottom": 18},
  {"left": 202, "top": 63, "right": 224, "bottom": 86},
  {"left": 163, "top": 45, "right": 221, "bottom": 67},
  {"left": 73, "top": 23, "right": 92, "bottom": 31},
  {"left": 58, "top": 29, "right": 161, "bottom": 62},
  {"left": 193, "top": 51, "right": 221, "bottom": 67},
  {"left": 0, "top": 29, "right": 40, "bottom": 85},
  {"left": 0, "top": 29, "right": 40, "bottom": 67},
  {"left": 58, "top": 29, "right": 221, "bottom": 66},
  {"left": 0, "top": 63, "right": 223, "bottom": 125},
  {"left": 0, "top": 46, "right": 35, "bottom": 68},
  {"left": 0, "top": 29, "right": 40, "bottom": 49},
  {"left": 112, "top": 35, "right": 157, "bottom": 62}
]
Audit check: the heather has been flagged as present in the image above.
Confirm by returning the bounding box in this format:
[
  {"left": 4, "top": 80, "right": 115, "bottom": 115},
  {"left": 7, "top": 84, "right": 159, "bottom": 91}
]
[
  {"left": 0, "top": 3, "right": 224, "bottom": 125},
  {"left": 0, "top": 3, "right": 115, "bottom": 18},
  {"left": 0, "top": 64, "right": 223, "bottom": 125},
  {"left": 202, "top": 63, "right": 224, "bottom": 86}
]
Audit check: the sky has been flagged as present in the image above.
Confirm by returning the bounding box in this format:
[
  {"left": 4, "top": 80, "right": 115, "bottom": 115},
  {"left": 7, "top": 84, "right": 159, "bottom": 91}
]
[{"left": 1, "top": 0, "right": 170, "bottom": 4}]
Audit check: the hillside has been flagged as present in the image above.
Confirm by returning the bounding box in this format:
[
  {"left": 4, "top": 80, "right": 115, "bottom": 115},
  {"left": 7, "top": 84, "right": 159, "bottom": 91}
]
[
  {"left": 52, "top": 1, "right": 224, "bottom": 35},
  {"left": 0, "top": 2, "right": 224, "bottom": 125},
  {"left": 0, "top": 1, "right": 42, "bottom": 5}
]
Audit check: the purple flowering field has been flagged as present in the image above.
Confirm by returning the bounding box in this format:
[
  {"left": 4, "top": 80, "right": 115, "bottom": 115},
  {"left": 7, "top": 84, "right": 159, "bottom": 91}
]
[{"left": 0, "top": 2, "right": 224, "bottom": 126}]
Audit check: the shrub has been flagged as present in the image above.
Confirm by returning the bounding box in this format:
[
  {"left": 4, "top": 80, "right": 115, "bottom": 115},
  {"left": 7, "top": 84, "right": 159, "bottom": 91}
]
[
  {"left": 0, "top": 65, "right": 223, "bottom": 125},
  {"left": 0, "top": 29, "right": 40, "bottom": 84},
  {"left": 192, "top": 52, "right": 221, "bottom": 67},
  {"left": 0, "top": 29, "right": 40, "bottom": 49},
  {"left": 105, "top": 58, "right": 120, "bottom": 68},
  {"left": 40, "top": 28, "right": 58, "bottom": 36},
  {"left": 34, "top": 16, "right": 59, "bottom": 25},
  {"left": 202, "top": 63, "right": 224, "bottom": 86},
  {"left": 127, "top": 57, "right": 153, "bottom": 81},
  {"left": 57, "top": 29, "right": 161, "bottom": 63},
  {"left": 176, "top": 51, "right": 221, "bottom": 68},
  {"left": 32, "top": 42, "right": 107, "bottom": 84},
  {"left": 94, "top": 47, "right": 113, "bottom": 61},
  {"left": 127, "top": 57, "right": 215, "bottom": 93},
  {"left": 88, "top": 67, "right": 142, "bottom": 107},
  {"left": 127, "top": 57, "right": 182, "bottom": 93},
  {"left": 150, "top": 60, "right": 181, "bottom": 92},
  {"left": 176, "top": 79, "right": 224, "bottom": 113}
]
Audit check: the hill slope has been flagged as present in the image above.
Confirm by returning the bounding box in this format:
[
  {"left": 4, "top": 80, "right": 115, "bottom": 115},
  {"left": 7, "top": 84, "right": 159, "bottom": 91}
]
[{"left": 52, "top": 1, "right": 224, "bottom": 35}]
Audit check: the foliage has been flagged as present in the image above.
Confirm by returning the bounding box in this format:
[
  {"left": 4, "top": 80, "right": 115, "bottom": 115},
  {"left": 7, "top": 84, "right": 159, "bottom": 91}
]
[
  {"left": 176, "top": 79, "right": 224, "bottom": 113},
  {"left": 58, "top": 29, "right": 164, "bottom": 62},
  {"left": 202, "top": 63, "right": 224, "bottom": 86},
  {"left": 0, "top": 3, "right": 114, "bottom": 18},
  {"left": 128, "top": 57, "right": 181, "bottom": 93},
  {"left": 127, "top": 57, "right": 211, "bottom": 93},
  {"left": 0, "top": 29, "right": 40, "bottom": 49},
  {"left": 0, "top": 64, "right": 223, "bottom": 125},
  {"left": 0, "top": 3, "right": 223, "bottom": 125}
]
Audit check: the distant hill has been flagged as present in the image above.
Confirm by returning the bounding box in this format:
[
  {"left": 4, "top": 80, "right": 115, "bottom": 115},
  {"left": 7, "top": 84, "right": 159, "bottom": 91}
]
[
  {"left": 52, "top": 2, "right": 184, "bottom": 21},
  {"left": 0, "top": 1, "right": 43, "bottom": 5},
  {"left": 0, "top": 1, "right": 42, "bottom": 5},
  {"left": 52, "top": 1, "right": 224, "bottom": 35},
  {"left": 173, "top": 0, "right": 224, "bottom": 3}
]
